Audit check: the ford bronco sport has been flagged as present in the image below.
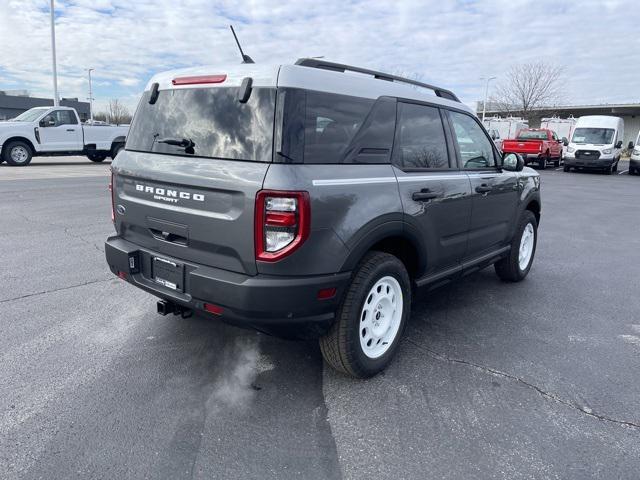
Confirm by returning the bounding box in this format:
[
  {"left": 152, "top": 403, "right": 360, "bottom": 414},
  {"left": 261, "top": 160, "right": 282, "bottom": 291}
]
[{"left": 105, "top": 59, "right": 541, "bottom": 378}]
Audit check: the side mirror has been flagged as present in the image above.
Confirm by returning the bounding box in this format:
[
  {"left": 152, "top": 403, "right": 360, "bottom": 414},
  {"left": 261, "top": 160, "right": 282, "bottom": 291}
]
[
  {"left": 562, "top": 137, "right": 568, "bottom": 147},
  {"left": 40, "top": 117, "right": 55, "bottom": 127},
  {"left": 615, "top": 140, "right": 623, "bottom": 149},
  {"left": 627, "top": 141, "right": 634, "bottom": 150},
  {"left": 502, "top": 152, "right": 524, "bottom": 172}
]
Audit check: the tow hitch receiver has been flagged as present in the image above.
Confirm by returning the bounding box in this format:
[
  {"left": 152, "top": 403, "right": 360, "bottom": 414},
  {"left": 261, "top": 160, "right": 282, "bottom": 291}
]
[{"left": 157, "top": 300, "right": 192, "bottom": 318}]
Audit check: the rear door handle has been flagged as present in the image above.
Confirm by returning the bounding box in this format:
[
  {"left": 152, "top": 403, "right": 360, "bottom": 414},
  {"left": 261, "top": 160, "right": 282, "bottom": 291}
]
[
  {"left": 475, "top": 184, "right": 492, "bottom": 194},
  {"left": 66, "top": 128, "right": 75, "bottom": 132},
  {"left": 412, "top": 189, "right": 441, "bottom": 202}
]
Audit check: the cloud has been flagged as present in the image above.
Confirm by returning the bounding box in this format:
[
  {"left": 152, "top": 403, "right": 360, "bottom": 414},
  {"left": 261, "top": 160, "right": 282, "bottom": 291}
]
[{"left": 0, "top": 0, "right": 638, "bottom": 113}]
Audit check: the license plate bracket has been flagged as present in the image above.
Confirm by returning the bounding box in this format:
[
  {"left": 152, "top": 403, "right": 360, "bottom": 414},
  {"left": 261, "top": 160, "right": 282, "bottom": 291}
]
[{"left": 152, "top": 256, "right": 184, "bottom": 291}]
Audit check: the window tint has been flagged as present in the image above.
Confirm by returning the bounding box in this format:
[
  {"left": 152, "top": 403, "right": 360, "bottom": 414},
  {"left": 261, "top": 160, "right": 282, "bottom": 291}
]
[
  {"left": 277, "top": 89, "right": 375, "bottom": 164},
  {"left": 448, "top": 111, "right": 496, "bottom": 169},
  {"left": 303, "top": 91, "right": 374, "bottom": 164},
  {"left": 393, "top": 103, "right": 449, "bottom": 169},
  {"left": 126, "top": 87, "right": 276, "bottom": 162}
]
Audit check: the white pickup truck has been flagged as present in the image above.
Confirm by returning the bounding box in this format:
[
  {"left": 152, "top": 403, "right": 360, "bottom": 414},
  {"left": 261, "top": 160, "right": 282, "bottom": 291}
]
[{"left": 0, "top": 106, "right": 128, "bottom": 166}]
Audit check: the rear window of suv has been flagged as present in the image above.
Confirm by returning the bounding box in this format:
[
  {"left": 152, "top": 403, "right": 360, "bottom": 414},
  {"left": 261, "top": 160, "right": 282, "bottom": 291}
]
[{"left": 126, "top": 87, "right": 276, "bottom": 162}]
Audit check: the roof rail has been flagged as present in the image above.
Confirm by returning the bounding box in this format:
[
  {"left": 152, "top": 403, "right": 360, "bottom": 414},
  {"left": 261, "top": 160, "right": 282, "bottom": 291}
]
[{"left": 295, "top": 58, "right": 460, "bottom": 103}]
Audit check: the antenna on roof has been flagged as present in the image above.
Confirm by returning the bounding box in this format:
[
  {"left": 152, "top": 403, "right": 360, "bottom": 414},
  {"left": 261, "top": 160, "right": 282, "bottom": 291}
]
[{"left": 229, "top": 25, "right": 254, "bottom": 64}]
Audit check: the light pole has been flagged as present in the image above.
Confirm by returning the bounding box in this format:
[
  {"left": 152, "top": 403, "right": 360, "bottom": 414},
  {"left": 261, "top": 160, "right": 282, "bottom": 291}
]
[
  {"left": 50, "top": 0, "right": 59, "bottom": 106},
  {"left": 87, "top": 68, "right": 94, "bottom": 122},
  {"left": 480, "top": 76, "right": 496, "bottom": 123}
]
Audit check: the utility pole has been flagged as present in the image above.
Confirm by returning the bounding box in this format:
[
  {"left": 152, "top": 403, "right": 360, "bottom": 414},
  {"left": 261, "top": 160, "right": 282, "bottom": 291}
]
[
  {"left": 481, "top": 76, "right": 496, "bottom": 123},
  {"left": 87, "top": 68, "right": 94, "bottom": 121},
  {"left": 50, "top": 0, "right": 59, "bottom": 106}
]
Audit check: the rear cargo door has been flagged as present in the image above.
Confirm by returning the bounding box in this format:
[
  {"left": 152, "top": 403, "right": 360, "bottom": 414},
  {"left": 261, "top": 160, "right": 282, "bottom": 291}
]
[
  {"left": 114, "top": 84, "right": 277, "bottom": 276},
  {"left": 113, "top": 153, "right": 267, "bottom": 275}
]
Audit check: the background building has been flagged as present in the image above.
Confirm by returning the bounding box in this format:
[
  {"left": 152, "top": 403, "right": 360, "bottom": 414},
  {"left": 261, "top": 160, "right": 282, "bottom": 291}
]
[
  {"left": 0, "top": 90, "right": 90, "bottom": 121},
  {"left": 478, "top": 103, "right": 640, "bottom": 146}
]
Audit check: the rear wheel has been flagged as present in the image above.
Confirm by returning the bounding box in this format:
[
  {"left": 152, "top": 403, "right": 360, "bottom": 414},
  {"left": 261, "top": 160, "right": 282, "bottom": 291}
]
[
  {"left": 320, "top": 251, "right": 411, "bottom": 378},
  {"left": 111, "top": 143, "right": 124, "bottom": 159},
  {"left": 495, "top": 211, "right": 537, "bottom": 282},
  {"left": 87, "top": 152, "right": 107, "bottom": 163},
  {"left": 563, "top": 165, "right": 570, "bottom": 172},
  {"left": 630, "top": 167, "right": 637, "bottom": 176},
  {"left": 538, "top": 154, "right": 548, "bottom": 170},
  {"left": 3, "top": 140, "right": 33, "bottom": 166}
]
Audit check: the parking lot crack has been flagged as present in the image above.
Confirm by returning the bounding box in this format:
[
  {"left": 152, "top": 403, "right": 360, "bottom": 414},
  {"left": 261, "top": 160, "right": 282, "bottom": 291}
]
[
  {"left": 406, "top": 337, "right": 640, "bottom": 430},
  {"left": 0, "top": 278, "right": 113, "bottom": 304}
]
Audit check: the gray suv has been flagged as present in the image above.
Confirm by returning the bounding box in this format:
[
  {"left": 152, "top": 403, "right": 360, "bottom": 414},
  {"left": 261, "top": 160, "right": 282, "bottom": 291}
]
[{"left": 105, "top": 59, "right": 541, "bottom": 378}]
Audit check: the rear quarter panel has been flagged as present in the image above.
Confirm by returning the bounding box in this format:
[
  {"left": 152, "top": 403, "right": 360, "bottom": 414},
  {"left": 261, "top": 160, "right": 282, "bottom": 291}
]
[
  {"left": 260, "top": 163, "right": 403, "bottom": 276},
  {"left": 83, "top": 125, "right": 129, "bottom": 149}
]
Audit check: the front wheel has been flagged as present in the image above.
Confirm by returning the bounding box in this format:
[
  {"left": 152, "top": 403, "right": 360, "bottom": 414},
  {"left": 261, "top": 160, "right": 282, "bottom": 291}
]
[
  {"left": 320, "top": 251, "right": 411, "bottom": 378},
  {"left": 3, "top": 140, "right": 33, "bottom": 166},
  {"left": 495, "top": 211, "right": 537, "bottom": 282},
  {"left": 563, "top": 165, "right": 570, "bottom": 172}
]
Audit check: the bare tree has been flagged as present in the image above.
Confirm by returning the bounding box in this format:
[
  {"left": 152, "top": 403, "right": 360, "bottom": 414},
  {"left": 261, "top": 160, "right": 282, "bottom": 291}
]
[
  {"left": 93, "top": 111, "right": 108, "bottom": 123},
  {"left": 107, "top": 99, "right": 131, "bottom": 125},
  {"left": 490, "top": 62, "right": 564, "bottom": 120}
]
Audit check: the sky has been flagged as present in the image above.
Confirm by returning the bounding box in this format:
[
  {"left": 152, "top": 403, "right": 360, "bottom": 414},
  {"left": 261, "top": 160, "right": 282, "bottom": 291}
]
[{"left": 0, "top": 0, "right": 638, "bottom": 114}]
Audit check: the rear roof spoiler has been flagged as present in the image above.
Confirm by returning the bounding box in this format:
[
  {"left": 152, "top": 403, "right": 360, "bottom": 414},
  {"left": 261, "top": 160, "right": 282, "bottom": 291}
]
[{"left": 295, "top": 58, "right": 460, "bottom": 103}]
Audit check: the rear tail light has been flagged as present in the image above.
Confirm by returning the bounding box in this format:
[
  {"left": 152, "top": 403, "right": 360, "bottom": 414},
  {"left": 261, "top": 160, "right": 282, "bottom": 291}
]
[
  {"left": 255, "top": 190, "right": 310, "bottom": 262},
  {"left": 109, "top": 171, "right": 115, "bottom": 223}
]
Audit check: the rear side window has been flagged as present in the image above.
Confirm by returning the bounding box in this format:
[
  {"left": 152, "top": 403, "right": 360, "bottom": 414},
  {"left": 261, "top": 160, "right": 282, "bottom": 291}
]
[
  {"left": 277, "top": 89, "right": 376, "bottom": 164},
  {"left": 392, "top": 103, "right": 449, "bottom": 169},
  {"left": 126, "top": 87, "right": 276, "bottom": 162}
]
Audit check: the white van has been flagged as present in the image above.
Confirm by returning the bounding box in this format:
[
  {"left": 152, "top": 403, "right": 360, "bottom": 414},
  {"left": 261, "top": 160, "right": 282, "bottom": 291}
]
[
  {"left": 483, "top": 116, "right": 528, "bottom": 141},
  {"left": 540, "top": 116, "right": 576, "bottom": 160},
  {"left": 564, "top": 115, "right": 624, "bottom": 174},
  {"left": 630, "top": 130, "right": 640, "bottom": 176}
]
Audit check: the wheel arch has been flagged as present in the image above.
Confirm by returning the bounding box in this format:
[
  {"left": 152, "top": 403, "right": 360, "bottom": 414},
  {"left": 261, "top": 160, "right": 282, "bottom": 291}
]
[
  {"left": 525, "top": 198, "right": 541, "bottom": 225},
  {"left": 341, "top": 221, "right": 427, "bottom": 280},
  {"left": 3, "top": 136, "right": 36, "bottom": 154}
]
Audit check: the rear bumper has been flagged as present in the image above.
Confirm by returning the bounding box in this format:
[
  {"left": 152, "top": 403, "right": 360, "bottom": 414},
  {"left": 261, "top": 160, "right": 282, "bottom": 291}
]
[{"left": 105, "top": 236, "right": 351, "bottom": 338}]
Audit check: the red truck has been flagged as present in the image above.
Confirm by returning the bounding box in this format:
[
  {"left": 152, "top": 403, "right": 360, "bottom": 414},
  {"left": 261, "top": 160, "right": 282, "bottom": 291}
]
[{"left": 502, "top": 128, "right": 563, "bottom": 170}]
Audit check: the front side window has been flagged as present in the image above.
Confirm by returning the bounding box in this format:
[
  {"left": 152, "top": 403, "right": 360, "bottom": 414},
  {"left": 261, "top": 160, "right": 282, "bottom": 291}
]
[
  {"left": 55, "top": 110, "right": 77, "bottom": 125},
  {"left": 126, "top": 87, "right": 276, "bottom": 162},
  {"left": 448, "top": 111, "right": 496, "bottom": 169},
  {"left": 392, "top": 103, "right": 449, "bottom": 169}
]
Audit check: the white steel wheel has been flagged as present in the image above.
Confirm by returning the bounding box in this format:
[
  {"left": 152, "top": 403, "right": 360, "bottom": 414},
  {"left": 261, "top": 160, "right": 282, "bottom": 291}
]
[
  {"left": 518, "top": 223, "right": 535, "bottom": 270},
  {"left": 11, "top": 146, "right": 29, "bottom": 163},
  {"left": 359, "top": 276, "right": 403, "bottom": 359}
]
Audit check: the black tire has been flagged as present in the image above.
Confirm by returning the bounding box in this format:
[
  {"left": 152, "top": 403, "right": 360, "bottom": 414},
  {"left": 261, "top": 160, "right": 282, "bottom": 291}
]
[
  {"left": 111, "top": 143, "right": 124, "bottom": 159},
  {"left": 87, "top": 153, "right": 107, "bottom": 163},
  {"left": 605, "top": 165, "right": 613, "bottom": 175},
  {"left": 319, "top": 251, "right": 411, "bottom": 378},
  {"left": 494, "top": 210, "right": 537, "bottom": 282},
  {"left": 563, "top": 165, "right": 570, "bottom": 172},
  {"left": 630, "top": 167, "right": 637, "bottom": 176},
  {"left": 3, "top": 140, "right": 33, "bottom": 166},
  {"left": 538, "top": 154, "right": 548, "bottom": 170}
]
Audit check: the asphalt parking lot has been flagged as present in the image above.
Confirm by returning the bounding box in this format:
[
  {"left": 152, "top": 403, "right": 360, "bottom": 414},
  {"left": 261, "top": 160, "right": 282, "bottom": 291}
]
[{"left": 1, "top": 157, "right": 639, "bottom": 480}]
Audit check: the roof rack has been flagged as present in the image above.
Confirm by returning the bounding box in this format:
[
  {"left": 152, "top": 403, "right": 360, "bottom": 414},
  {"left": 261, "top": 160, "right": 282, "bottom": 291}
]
[{"left": 295, "top": 58, "right": 460, "bottom": 103}]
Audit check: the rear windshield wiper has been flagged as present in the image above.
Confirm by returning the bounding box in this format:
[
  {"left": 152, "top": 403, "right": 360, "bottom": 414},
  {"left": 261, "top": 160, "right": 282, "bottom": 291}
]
[{"left": 158, "top": 137, "right": 195, "bottom": 149}]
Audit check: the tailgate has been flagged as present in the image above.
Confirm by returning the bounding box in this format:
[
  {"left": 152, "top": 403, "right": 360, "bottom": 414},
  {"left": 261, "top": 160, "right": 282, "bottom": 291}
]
[
  {"left": 502, "top": 140, "right": 542, "bottom": 154},
  {"left": 112, "top": 151, "right": 267, "bottom": 276}
]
